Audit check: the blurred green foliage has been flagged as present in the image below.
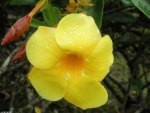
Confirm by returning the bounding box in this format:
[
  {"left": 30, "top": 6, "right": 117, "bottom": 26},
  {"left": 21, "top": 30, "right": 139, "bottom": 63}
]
[
  {"left": 0, "top": 0, "right": 150, "bottom": 113},
  {"left": 42, "top": 3, "right": 61, "bottom": 27}
]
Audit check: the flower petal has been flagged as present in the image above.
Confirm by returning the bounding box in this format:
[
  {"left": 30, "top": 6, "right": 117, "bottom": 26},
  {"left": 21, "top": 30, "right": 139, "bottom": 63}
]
[
  {"left": 28, "top": 67, "right": 67, "bottom": 101},
  {"left": 85, "top": 35, "right": 114, "bottom": 81},
  {"left": 64, "top": 76, "right": 108, "bottom": 109},
  {"left": 55, "top": 14, "right": 101, "bottom": 55},
  {"left": 26, "top": 26, "right": 63, "bottom": 69}
]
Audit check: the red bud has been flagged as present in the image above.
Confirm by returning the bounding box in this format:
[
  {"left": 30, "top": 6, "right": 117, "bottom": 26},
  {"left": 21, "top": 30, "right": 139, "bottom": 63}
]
[
  {"left": 1, "top": 15, "right": 31, "bottom": 45},
  {"left": 11, "top": 44, "right": 26, "bottom": 61}
]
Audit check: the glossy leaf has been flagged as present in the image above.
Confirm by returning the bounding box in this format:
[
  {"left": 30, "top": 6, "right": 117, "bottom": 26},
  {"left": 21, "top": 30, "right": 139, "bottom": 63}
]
[
  {"left": 131, "top": 0, "right": 150, "bottom": 18},
  {"left": 84, "top": 0, "right": 104, "bottom": 28},
  {"left": 30, "top": 18, "right": 46, "bottom": 28},
  {"left": 121, "top": 0, "right": 133, "bottom": 6},
  {"left": 42, "top": 3, "right": 61, "bottom": 27}
]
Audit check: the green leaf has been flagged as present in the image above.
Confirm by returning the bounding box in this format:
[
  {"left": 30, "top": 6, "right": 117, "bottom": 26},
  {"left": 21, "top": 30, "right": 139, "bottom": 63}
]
[
  {"left": 115, "top": 33, "right": 138, "bottom": 45},
  {"left": 84, "top": 0, "right": 104, "bottom": 28},
  {"left": 121, "top": 0, "right": 133, "bottom": 6},
  {"left": 103, "top": 12, "right": 138, "bottom": 26},
  {"left": 30, "top": 18, "right": 46, "bottom": 28},
  {"left": 131, "top": 0, "right": 150, "bottom": 18},
  {"left": 42, "top": 3, "right": 61, "bottom": 27},
  {"left": 7, "top": 0, "right": 36, "bottom": 5}
]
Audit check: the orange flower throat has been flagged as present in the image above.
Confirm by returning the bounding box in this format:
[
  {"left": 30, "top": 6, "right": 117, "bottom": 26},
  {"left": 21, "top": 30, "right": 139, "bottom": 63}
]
[{"left": 61, "top": 54, "right": 85, "bottom": 74}]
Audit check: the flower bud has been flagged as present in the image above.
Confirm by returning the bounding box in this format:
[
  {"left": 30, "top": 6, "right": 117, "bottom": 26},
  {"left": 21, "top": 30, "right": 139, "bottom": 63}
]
[
  {"left": 11, "top": 44, "right": 26, "bottom": 61},
  {"left": 1, "top": 15, "right": 31, "bottom": 45}
]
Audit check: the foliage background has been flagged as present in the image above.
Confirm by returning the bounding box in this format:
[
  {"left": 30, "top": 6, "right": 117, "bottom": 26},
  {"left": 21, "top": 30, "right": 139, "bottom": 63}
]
[{"left": 0, "top": 0, "right": 150, "bottom": 113}]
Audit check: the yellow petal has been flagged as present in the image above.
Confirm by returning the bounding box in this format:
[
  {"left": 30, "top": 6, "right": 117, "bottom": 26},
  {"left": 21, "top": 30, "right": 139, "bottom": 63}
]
[
  {"left": 55, "top": 14, "right": 101, "bottom": 55},
  {"left": 64, "top": 76, "right": 108, "bottom": 109},
  {"left": 26, "top": 26, "right": 63, "bottom": 69},
  {"left": 85, "top": 35, "right": 114, "bottom": 81},
  {"left": 34, "top": 106, "right": 42, "bottom": 113},
  {"left": 28, "top": 67, "right": 67, "bottom": 101}
]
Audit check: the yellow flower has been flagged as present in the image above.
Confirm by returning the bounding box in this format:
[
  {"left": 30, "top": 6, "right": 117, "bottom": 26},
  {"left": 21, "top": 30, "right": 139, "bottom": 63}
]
[{"left": 26, "top": 14, "right": 114, "bottom": 109}]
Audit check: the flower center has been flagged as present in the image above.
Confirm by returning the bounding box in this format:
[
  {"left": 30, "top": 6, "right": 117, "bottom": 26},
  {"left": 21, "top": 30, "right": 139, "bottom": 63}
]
[{"left": 61, "top": 54, "right": 85, "bottom": 74}]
